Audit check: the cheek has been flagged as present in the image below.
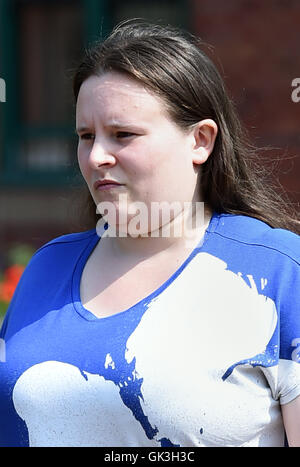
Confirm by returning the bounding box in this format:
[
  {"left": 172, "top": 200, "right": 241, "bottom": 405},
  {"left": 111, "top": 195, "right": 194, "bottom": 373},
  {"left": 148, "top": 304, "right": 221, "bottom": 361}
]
[
  {"left": 77, "top": 145, "right": 89, "bottom": 178},
  {"left": 126, "top": 143, "right": 158, "bottom": 176}
]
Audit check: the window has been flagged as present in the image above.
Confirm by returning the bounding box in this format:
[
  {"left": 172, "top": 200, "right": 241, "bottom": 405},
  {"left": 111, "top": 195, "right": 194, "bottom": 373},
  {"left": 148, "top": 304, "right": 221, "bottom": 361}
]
[
  {"left": 0, "top": 0, "right": 85, "bottom": 185},
  {"left": 18, "top": 1, "right": 83, "bottom": 172},
  {"left": 0, "top": 0, "right": 188, "bottom": 186}
]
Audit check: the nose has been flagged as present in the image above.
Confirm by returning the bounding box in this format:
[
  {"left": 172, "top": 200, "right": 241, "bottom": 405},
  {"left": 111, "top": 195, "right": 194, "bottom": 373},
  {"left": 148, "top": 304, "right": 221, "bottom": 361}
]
[{"left": 88, "top": 139, "right": 116, "bottom": 169}]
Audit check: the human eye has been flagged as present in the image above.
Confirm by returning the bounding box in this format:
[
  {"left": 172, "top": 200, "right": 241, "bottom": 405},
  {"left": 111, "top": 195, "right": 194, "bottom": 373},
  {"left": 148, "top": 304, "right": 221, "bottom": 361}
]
[
  {"left": 80, "top": 133, "right": 94, "bottom": 140},
  {"left": 115, "top": 131, "right": 136, "bottom": 139},
  {"left": 79, "top": 133, "right": 95, "bottom": 141}
]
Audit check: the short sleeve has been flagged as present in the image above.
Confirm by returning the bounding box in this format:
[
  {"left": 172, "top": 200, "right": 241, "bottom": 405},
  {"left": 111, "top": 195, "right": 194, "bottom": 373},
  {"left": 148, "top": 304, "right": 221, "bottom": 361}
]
[
  {"left": 275, "top": 253, "right": 300, "bottom": 405},
  {"left": 259, "top": 243, "right": 300, "bottom": 405},
  {"left": 278, "top": 359, "right": 300, "bottom": 405}
]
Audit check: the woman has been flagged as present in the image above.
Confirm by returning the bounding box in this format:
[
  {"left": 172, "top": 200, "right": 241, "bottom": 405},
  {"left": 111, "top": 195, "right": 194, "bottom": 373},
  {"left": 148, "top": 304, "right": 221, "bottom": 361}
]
[{"left": 0, "top": 20, "right": 299, "bottom": 447}]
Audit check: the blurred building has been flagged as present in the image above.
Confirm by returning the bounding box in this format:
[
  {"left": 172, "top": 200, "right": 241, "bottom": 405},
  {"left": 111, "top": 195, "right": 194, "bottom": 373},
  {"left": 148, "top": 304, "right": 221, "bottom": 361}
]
[{"left": 0, "top": 0, "right": 299, "bottom": 263}]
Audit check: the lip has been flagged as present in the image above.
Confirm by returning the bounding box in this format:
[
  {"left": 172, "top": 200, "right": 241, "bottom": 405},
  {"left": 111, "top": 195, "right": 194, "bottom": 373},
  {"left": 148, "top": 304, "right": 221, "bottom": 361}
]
[{"left": 93, "top": 179, "right": 123, "bottom": 191}]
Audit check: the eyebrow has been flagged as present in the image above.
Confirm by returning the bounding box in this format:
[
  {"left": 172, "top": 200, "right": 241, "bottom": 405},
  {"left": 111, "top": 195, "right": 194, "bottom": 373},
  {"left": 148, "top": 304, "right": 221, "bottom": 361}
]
[
  {"left": 76, "top": 122, "right": 146, "bottom": 134},
  {"left": 76, "top": 126, "right": 91, "bottom": 134}
]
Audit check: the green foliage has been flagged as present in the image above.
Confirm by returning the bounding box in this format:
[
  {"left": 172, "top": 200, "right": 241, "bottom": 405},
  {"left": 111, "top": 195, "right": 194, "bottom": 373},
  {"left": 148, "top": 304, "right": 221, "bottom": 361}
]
[
  {"left": 0, "top": 243, "right": 35, "bottom": 323},
  {"left": 7, "top": 244, "right": 35, "bottom": 267}
]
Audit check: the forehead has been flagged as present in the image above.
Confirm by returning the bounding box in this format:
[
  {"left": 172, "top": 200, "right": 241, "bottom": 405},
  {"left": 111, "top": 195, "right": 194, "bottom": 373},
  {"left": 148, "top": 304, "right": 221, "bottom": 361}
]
[{"left": 76, "top": 72, "right": 167, "bottom": 123}]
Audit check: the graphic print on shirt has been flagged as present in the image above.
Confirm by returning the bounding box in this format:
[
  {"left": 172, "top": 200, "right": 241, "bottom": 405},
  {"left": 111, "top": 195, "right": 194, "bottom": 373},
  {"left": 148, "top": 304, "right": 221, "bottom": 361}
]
[{"left": 12, "top": 252, "right": 279, "bottom": 447}]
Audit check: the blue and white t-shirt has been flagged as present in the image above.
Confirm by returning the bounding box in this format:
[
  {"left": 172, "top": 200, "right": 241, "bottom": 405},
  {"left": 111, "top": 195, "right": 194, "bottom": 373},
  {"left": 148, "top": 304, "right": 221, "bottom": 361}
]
[{"left": 0, "top": 212, "right": 299, "bottom": 447}]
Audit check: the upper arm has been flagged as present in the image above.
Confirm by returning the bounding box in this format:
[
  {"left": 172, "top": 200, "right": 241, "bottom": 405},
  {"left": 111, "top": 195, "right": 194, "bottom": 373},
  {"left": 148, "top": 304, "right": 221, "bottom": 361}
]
[{"left": 281, "top": 395, "right": 300, "bottom": 447}]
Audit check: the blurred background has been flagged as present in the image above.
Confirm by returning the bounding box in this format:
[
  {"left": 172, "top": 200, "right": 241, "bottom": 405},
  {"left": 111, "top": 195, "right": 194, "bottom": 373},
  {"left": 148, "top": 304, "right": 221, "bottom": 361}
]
[{"left": 0, "top": 0, "right": 300, "bottom": 318}]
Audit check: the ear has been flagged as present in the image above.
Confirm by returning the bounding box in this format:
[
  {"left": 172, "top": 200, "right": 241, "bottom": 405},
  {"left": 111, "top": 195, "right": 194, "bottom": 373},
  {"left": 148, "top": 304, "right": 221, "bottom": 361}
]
[{"left": 190, "top": 119, "right": 218, "bottom": 165}]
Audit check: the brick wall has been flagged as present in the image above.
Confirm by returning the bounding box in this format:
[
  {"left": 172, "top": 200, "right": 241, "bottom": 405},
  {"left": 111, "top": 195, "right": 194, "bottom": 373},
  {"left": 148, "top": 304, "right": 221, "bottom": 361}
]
[{"left": 191, "top": 0, "right": 300, "bottom": 205}]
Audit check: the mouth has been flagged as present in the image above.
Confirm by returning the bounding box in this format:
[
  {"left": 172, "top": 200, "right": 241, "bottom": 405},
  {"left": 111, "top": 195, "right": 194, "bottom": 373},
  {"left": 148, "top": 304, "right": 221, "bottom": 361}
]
[{"left": 93, "top": 180, "right": 124, "bottom": 191}]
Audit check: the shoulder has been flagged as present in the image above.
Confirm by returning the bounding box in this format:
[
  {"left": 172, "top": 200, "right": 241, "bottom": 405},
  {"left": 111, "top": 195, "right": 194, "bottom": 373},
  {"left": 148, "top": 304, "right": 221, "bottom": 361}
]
[
  {"left": 36, "top": 229, "right": 97, "bottom": 251},
  {"left": 0, "top": 229, "right": 99, "bottom": 337},
  {"left": 18, "top": 229, "right": 99, "bottom": 285},
  {"left": 31, "top": 229, "right": 98, "bottom": 261},
  {"left": 209, "top": 212, "right": 300, "bottom": 265}
]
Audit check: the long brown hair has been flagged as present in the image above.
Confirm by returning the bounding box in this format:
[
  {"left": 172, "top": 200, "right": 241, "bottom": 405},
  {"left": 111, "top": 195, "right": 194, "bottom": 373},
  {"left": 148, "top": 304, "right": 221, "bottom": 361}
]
[{"left": 72, "top": 19, "right": 300, "bottom": 234}]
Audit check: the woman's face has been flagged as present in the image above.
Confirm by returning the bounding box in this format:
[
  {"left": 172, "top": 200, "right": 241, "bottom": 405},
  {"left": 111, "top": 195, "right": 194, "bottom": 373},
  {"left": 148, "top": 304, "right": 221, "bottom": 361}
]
[{"left": 76, "top": 72, "right": 215, "bottom": 234}]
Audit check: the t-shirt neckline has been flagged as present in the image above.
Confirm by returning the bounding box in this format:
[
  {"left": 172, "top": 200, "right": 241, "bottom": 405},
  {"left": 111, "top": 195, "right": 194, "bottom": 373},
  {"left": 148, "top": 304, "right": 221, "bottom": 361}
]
[{"left": 71, "top": 211, "right": 220, "bottom": 322}]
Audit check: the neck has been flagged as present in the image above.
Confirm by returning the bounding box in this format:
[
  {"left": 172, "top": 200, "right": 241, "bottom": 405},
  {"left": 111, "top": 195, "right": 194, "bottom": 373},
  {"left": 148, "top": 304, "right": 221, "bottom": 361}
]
[{"left": 98, "top": 202, "right": 212, "bottom": 259}]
